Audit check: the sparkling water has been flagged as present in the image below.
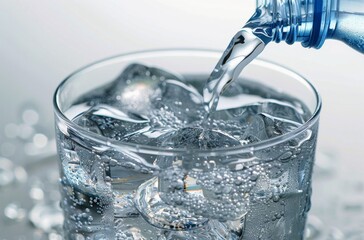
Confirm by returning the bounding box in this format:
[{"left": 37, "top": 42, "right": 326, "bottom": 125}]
[
  {"left": 57, "top": 18, "right": 314, "bottom": 240},
  {"left": 56, "top": 56, "right": 317, "bottom": 239}
]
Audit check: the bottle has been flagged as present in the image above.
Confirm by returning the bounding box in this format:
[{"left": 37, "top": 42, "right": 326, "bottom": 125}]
[{"left": 245, "top": 0, "right": 364, "bottom": 53}]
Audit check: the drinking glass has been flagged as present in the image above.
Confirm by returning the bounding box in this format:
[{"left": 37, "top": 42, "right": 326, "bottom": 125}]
[{"left": 54, "top": 50, "right": 321, "bottom": 239}]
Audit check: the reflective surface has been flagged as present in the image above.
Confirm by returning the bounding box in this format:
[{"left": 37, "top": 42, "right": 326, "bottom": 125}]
[
  {"left": 2, "top": 152, "right": 364, "bottom": 239},
  {"left": 54, "top": 52, "right": 320, "bottom": 239}
]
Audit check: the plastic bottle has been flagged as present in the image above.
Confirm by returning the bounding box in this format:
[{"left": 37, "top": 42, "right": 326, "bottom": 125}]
[{"left": 245, "top": 0, "right": 364, "bottom": 53}]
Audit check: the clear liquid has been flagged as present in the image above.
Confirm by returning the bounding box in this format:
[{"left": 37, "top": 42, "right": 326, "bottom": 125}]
[
  {"left": 57, "top": 15, "right": 314, "bottom": 239},
  {"left": 202, "top": 28, "right": 265, "bottom": 115},
  {"left": 57, "top": 63, "right": 315, "bottom": 239}
]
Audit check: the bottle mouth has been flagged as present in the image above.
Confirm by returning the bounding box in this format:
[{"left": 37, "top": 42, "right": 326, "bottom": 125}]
[
  {"left": 53, "top": 49, "right": 321, "bottom": 157},
  {"left": 301, "top": 0, "right": 323, "bottom": 48},
  {"left": 302, "top": 0, "right": 337, "bottom": 48},
  {"left": 252, "top": 0, "right": 334, "bottom": 49}
]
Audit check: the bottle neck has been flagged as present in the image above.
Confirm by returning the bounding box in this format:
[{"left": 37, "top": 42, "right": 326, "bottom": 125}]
[
  {"left": 247, "top": 0, "right": 338, "bottom": 48},
  {"left": 303, "top": 0, "right": 338, "bottom": 48}
]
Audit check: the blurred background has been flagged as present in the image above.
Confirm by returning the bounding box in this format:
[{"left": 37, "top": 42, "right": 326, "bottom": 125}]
[{"left": 0, "top": 1, "right": 363, "bottom": 239}]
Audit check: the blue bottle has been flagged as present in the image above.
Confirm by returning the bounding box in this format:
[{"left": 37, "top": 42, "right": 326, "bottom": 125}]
[{"left": 246, "top": 0, "right": 364, "bottom": 53}]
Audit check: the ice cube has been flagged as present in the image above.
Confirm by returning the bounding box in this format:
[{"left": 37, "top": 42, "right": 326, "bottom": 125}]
[
  {"left": 155, "top": 127, "right": 242, "bottom": 180},
  {"left": 209, "top": 99, "right": 305, "bottom": 145},
  {"left": 105, "top": 149, "right": 159, "bottom": 177},
  {"left": 75, "top": 63, "right": 208, "bottom": 145},
  {"left": 161, "top": 127, "right": 241, "bottom": 149},
  {"left": 259, "top": 100, "right": 306, "bottom": 124},
  {"left": 122, "top": 127, "right": 173, "bottom": 146},
  {"left": 240, "top": 114, "right": 269, "bottom": 143},
  {"left": 105, "top": 63, "right": 206, "bottom": 133},
  {"left": 107, "top": 63, "right": 183, "bottom": 113},
  {"left": 74, "top": 104, "right": 150, "bottom": 141},
  {"left": 155, "top": 79, "right": 204, "bottom": 122},
  {"left": 259, "top": 113, "right": 302, "bottom": 138},
  {"left": 208, "top": 103, "right": 261, "bottom": 144},
  {"left": 147, "top": 79, "right": 205, "bottom": 133}
]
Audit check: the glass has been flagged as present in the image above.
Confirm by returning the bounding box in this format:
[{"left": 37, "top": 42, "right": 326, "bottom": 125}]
[{"left": 54, "top": 49, "right": 321, "bottom": 239}]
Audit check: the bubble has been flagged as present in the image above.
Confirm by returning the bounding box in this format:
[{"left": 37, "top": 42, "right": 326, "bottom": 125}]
[
  {"left": 0, "top": 157, "right": 15, "bottom": 187},
  {"left": 29, "top": 187, "right": 45, "bottom": 201},
  {"left": 48, "top": 232, "right": 63, "bottom": 240},
  {"left": 22, "top": 109, "right": 39, "bottom": 125},
  {"left": 4, "top": 203, "right": 27, "bottom": 222},
  {"left": 33, "top": 133, "right": 48, "bottom": 148},
  {"left": 24, "top": 135, "right": 54, "bottom": 156},
  {"left": 18, "top": 124, "right": 34, "bottom": 139},
  {"left": 14, "top": 166, "right": 28, "bottom": 183},
  {"left": 71, "top": 233, "right": 85, "bottom": 240},
  {"left": 114, "top": 193, "right": 139, "bottom": 218},
  {"left": 29, "top": 202, "right": 64, "bottom": 233}
]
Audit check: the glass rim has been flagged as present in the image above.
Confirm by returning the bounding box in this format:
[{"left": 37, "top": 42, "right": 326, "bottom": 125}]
[{"left": 53, "top": 49, "right": 321, "bottom": 156}]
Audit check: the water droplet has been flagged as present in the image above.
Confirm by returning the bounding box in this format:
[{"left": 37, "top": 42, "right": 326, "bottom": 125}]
[
  {"left": 0, "top": 157, "right": 15, "bottom": 187},
  {"left": 4, "top": 203, "right": 26, "bottom": 222},
  {"left": 33, "top": 133, "right": 48, "bottom": 148},
  {"left": 250, "top": 171, "right": 259, "bottom": 181},
  {"left": 14, "top": 166, "right": 28, "bottom": 183},
  {"left": 29, "top": 202, "right": 63, "bottom": 233},
  {"left": 71, "top": 233, "right": 85, "bottom": 240},
  {"left": 22, "top": 109, "right": 39, "bottom": 125},
  {"left": 279, "top": 151, "right": 293, "bottom": 162},
  {"left": 18, "top": 124, "right": 35, "bottom": 139},
  {"left": 29, "top": 187, "right": 45, "bottom": 201},
  {"left": 48, "top": 232, "right": 63, "bottom": 240}
]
